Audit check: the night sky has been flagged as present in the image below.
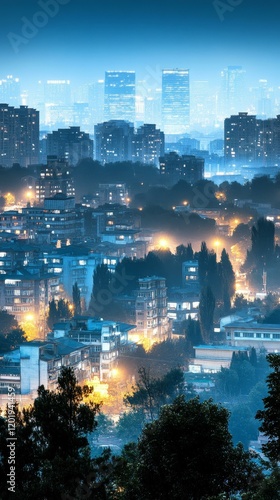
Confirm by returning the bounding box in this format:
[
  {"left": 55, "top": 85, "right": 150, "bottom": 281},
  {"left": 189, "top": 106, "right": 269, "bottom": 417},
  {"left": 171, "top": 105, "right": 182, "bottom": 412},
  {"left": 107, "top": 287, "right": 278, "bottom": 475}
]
[{"left": 0, "top": 0, "right": 279, "bottom": 87}]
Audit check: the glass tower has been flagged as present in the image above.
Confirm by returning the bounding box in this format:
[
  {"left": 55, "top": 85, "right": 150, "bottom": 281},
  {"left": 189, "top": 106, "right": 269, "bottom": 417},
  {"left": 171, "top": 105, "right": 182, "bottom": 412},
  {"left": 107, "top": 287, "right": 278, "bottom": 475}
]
[
  {"left": 104, "top": 71, "right": 136, "bottom": 123},
  {"left": 162, "top": 69, "right": 190, "bottom": 135}
]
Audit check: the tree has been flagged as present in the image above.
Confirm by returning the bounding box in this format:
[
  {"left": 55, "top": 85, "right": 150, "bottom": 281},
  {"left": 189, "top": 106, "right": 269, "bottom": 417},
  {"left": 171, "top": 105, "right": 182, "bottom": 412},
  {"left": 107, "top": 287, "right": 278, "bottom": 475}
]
[
  {"left": 124, "top": 367, "right": 184, "bottom": 421},
  {"left": 0, "top": 310, "right": 18, "bottom": 335},
  {"left": 249, "top": 217, "right": 275, "bottom": 266},
  {"left": 72, "top": 282, "right": 82, "bottom": 316},
  {"left": 115, "top": 396, "right": 261, "bottom": 499},
  {"left": 47, "top": 299, "right": 72, "bottom": 329},
  {"left": 229, "top": 403, "right": 259, "bottom": 448},
  {"left": 256, "top": 353, "right": 280, "bottom": 463},
  {"left": 116, "top": 410, "right": 145, "bottom": 444},
  {"left": 183, "top": 316, "right": 203, "bottom": 350},
  {"left": 0, "top": 327, "right": 27, "bottom": 352},
  {"left": 198, "top": 241, "right": 209, "bottom": 287},
  {"left": 47, "top": 299, "right": 57, "bottom": 329},
  {"left": 199, "top": 285, "right": 216, "bottom": 343},
  {"left": 88, "top": 263, "right": 112, "bottom": 315},
  {"left": 176, "top": 243, "right": 193, "bottom": 262},
  {"left": 0, "top": 367, "right": 101, "bottom": 499},
  {"left": 219, "top": 248, "right": 235, "bottom": 314},
  {"left": 234, "top": 293, "right": 248, "bottom": 310}
]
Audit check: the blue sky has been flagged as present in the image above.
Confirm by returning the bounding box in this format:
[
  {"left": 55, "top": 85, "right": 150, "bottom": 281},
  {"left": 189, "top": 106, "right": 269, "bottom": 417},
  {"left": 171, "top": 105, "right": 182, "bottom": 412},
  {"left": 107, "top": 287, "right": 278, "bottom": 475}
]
[{"left": 0, "top": 0, "right": 279, "bottom": 88}]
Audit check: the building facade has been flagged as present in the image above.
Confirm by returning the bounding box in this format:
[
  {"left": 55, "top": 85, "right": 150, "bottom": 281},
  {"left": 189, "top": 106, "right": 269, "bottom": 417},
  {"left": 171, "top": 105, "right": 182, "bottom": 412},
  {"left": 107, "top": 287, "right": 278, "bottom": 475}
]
[
  {"left": 0, "top": 103, "right": 39, "bottom": 167},
  {"left": 132, "top": 124, "right": 164, "bottom": 166},
  {"left": 46, "top": 126, "right": 93, "bottom": 165},
  {"left": 162, "top": 69, "right": 190, "bottom": 135},
  {"left": 35, "top": 156, "right": 75, "bottom": 205},
  {"left": 160, "top": 152, "right": 204, "bottom": 184},
  {"left": 104, "top": 71, "right": 136, "bottom": 123},
  {"left": 135, "top": 276, "right": 170, "bottom": 345},
  {"left": 94, "top": 120, "right": 134, "bottom": 164}
]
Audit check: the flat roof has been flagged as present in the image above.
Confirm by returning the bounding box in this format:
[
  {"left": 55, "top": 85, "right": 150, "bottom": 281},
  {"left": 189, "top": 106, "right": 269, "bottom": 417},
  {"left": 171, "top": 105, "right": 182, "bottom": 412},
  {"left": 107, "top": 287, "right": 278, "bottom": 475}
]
[
  {"left": 194, "top": 345, "right": 250, "bottom": 351},
  {"left": 225, "top": 321, "right": 280, "bottom": 330}
]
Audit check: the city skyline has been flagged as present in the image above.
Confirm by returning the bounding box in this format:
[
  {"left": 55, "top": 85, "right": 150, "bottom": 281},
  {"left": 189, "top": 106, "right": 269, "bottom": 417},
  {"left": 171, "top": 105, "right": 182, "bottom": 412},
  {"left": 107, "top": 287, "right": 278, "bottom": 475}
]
[{"left": 0, "top": 0, "right": 279, "bottom": 89}]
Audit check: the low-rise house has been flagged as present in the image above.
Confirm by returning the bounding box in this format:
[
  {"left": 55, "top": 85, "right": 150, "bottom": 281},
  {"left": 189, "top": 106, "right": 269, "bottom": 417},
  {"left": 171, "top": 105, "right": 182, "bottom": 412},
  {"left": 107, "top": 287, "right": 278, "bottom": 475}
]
[
  {"left": 224, "top": 319, "right": 280, "bottom": 352},
  {"left": 189, "top": 344, "right": 250, "bottom": 373},
  {"left": 0, "top": 337, "right": 91, "bottom": 406}
]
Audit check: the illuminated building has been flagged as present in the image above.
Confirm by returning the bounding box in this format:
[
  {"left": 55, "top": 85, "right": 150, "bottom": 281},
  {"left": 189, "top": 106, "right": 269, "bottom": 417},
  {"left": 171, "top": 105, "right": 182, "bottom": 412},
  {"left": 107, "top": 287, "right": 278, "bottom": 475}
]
[
  {"left": 159, "top": 152, "right": 204, "bottom": 184},
  {"left": 0, "top": 268, "right": 59, "bottom": 323},
  {"left": 135, "top": 276, "right": 170, "bottom": 344},
  {"left": 0, "top": 104, "right": 39, "bottom": 167},
  {"left": 35, "top": 156, "right": 75, "bottom": 205},
  {"left": 104, "top": 71, "right": 135, "bottom": 123},
  {"left": 162, "top": 69, "right": 190, "bottom": 135},
  {"left": 94, "top": 120, "right": 134, "bottom": 163},
  {"left": 46, "top": 126, "right": 93, "bottom": 165},
  {"left": 225, "top": 113, "right": 280, "bottom": 172},
  {"left": 132, "top": 123, "right": 164, "bottom": 166},
  {"left": 0, "top": 75, "right": 21, "bottom": 106},
  {"left": 220, "top": 66, "right": 246, "bottom": 118},
  {"left": 44, "top": 80, "right": 72, "bottom": 128}
]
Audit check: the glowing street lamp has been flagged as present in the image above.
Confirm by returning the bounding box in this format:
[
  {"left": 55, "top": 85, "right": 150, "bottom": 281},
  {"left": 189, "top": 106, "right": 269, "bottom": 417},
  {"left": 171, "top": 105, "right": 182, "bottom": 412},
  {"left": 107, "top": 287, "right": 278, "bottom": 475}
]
[{"left": 158, "top": 238, "right": 169, "bottom": 249}]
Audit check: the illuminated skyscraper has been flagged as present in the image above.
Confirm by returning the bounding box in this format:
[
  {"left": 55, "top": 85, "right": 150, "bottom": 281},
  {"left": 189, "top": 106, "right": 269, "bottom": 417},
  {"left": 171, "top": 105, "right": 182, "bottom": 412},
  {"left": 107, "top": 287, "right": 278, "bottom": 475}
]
[
  {"left": 44, "top": 80, "right": 72, "bottom": 128},
  {"left": 104, "top": 71, "right": 135, "bottom": 123},
  {"left": 224, "top": 112, "right": 260, "bottom": 170},
  {"left": 0, "top": 75, "right": 21, "bottom": 106},
  {"left": 162, "top": 69, "right": 190, "bottom": 135},
  {"left": 94, "top": 120, "right": 134, "bottom": 164},
  {"left": 88, "top": 80, "right": 104, "bottom": 124},
  {"left": 220, "top": 66, "right": 246, "bottom": 118},
  {"left": 0, "top": 104, "right": 39, "bottom": 167}
]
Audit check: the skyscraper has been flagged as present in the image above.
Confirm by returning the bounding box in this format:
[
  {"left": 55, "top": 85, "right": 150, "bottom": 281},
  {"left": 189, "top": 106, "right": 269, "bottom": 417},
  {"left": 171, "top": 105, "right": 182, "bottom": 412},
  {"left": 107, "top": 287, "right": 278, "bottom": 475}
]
[
  {"left": 132, "top": 124, "right": 164, "bottom": 166},
  {"left": 220, "top": 66, "right": 246, "bottom": 118},
  {"left": 0, "top": 104, "right": 39, "bottom": 167},
  {"left": 0, "top": 75, "right": 21, "bottom": 107},
  {"left": 94, "top": 120, "right": 134, "bottom": 164},
  {"left": 46, "top": 126, "right": 93, "bottom": 165},
  {"left": 162, "top": 69, "right": 190, "bottom": 135},
  {"left": 44, "top": 80, "right": 72, "bottom": 128},
  {"left": 224, "top": 112, "right": 260, "bottom": 170},
  {"left": 104, "top": 71, "right": 135, "bottom": 123}
]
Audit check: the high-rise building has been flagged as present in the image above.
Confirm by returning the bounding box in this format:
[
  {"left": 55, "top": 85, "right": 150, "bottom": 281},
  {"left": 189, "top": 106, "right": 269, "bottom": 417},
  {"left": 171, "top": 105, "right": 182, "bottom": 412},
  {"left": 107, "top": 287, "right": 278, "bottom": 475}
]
[
  {"left": 224, "top": 112, "right": 260, "bottom": 170},
  {"left": 0, "top": 104, "right": 39, "bottom": 167},
  {"left": 88, "top": 80, "right": 104, "bottom": 125},
  {"left": 132, "top": 124, "right": 164, "bottom": 166},
  {"left": 0, "top": 75, "right": 21, "bottom": 106},
  {"left": 159, "top": 152, "right": 204, "bottom": 184},
  {"left": 135, "top": 276, "right": 169, "bottom": 345},
  {"left": 94, "top": 120, "right": 134, "bottom": 164},
  {"left": 104, "top": 71, "right": 135, "bottom": 123},
  {"left": 35, "top": 156, "right": 75, "bottom": 205},
  {"left": 46, "top": 126, "right": 93, "bottom": 165},
  {"left": 225, "top": 113, "right": 280, "bottom": 171},
  {"left": 162, "top": 69, "right": 190, "bottom": 135},
  {"left": 44, "top": 80, "right": 72, "bottom": 128},
  {"left": 220, "top": 66, "right": 247, "bottom": 119},
  {"left": 44, "top": 80, "right": 71, "bottom": 106}
]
